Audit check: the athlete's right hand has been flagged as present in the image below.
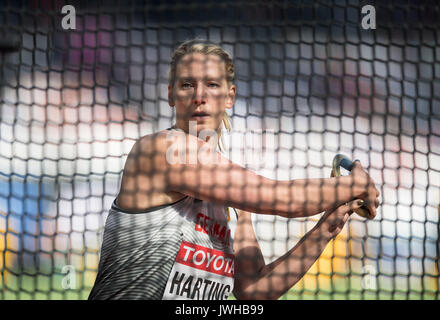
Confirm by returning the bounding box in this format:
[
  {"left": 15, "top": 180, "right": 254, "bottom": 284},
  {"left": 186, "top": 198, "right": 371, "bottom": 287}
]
[{"left": 350, "top": 161, "right": 380, "bottom": 219}]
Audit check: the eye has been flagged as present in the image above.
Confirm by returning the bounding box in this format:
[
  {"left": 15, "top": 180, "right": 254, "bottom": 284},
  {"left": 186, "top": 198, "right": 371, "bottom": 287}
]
[
  {"left": 181, "top": 82, "right": 193, "bottom": 89},
  {"left": 207, "top": 82, "right": 220, "bottom": 88}
]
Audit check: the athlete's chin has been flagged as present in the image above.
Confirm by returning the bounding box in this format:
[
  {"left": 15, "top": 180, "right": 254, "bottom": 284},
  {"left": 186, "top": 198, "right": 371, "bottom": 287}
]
[{"left": 188, "top": 119, "right": 217, "bottom": 133}]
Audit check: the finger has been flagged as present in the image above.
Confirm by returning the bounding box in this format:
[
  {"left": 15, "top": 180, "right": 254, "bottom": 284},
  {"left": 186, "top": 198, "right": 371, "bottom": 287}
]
[
  {"left": 332, "top": 200, "right": 363, "bottom": 222},
  {"left": 367, "top": 204, "right": 376, "bottom": 219},
  {"left": 341, "top": 212, "right": 350, "bottom": 225},
  {"left": 375, "top": 198, "right": 380, "bottom": 208},
  {"left": 353, "top": 160, "right": 363, "bottom": 170},
  {"left": 337, "top": 214, "right": 350, "bottom": 231},
  {"left": 332, "top": 213, "right": 351, "bottom": 236},
  {"left": 346, "top": 199, "right": 365, "bottom": 212},
  {"left": 330, "top": 169, "right": 335, "bottom": 178}
]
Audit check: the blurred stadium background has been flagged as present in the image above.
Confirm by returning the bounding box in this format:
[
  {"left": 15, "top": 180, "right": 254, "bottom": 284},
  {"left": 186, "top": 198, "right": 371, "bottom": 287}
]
[{"left": 0, "top": 0, "right": 439, "bottom": 299}]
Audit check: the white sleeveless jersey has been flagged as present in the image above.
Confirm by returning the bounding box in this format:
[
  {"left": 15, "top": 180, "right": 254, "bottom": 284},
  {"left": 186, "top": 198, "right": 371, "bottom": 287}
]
[{"left": 88, "top": 196, "right": 237, "bottom": 300}]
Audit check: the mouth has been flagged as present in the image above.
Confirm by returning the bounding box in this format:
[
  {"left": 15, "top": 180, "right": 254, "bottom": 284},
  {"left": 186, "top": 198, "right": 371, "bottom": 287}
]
[{"left": 190, "top": 111, "right": 210, "bottom": 121}]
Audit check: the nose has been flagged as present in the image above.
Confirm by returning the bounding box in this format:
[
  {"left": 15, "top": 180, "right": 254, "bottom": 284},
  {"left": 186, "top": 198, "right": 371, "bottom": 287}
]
[{"left": 193, "top": 83, "right": 206, "bottom": 106}]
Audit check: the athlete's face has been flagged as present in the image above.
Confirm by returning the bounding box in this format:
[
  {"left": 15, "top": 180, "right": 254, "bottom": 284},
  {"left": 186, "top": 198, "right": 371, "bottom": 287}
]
[{"left": 169, "top": 53, "right": 235, "bottom": 135}]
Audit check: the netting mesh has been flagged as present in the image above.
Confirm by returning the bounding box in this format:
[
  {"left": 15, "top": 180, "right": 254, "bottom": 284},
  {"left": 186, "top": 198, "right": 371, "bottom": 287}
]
[{"left": 0, "top": 0, "right": 439, "bottom": 300}]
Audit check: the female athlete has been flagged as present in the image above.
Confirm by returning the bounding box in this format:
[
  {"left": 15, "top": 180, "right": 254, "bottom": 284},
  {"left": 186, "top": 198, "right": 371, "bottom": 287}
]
[{"left": 88, "top": 39, "right": 380, "bottom": 300}]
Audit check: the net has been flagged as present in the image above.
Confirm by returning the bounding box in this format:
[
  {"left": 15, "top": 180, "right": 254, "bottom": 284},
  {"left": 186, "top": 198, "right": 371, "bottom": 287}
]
[{"left": 0, "top": 0, "right": 439, "bottom": 300}]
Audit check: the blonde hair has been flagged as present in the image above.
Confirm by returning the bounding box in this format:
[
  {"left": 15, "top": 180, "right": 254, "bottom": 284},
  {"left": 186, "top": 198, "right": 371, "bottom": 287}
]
[{"left": 168, "top": 39, "right": 234, "bottom": 152}]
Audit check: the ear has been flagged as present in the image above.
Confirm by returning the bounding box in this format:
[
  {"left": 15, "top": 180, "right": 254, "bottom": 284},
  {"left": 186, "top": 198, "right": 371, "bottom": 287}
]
[
  {"left": 225, "top": 84, "right": 236, "bottom": 110},
  {"left": 168, "top": 85, "right": 175, "bottom": 107}
]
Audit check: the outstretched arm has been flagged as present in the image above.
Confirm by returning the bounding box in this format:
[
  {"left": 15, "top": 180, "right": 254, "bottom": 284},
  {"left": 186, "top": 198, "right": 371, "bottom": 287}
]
[
  {"left": 233, "top": 200, "right": 364, "bottom": 300},
  {"left": 119, "top": 129, "right": 378, "bottom": 218}
]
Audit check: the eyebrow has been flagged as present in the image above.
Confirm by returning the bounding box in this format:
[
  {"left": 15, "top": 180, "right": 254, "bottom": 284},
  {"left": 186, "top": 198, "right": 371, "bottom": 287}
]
[
  {"left": 176, "top": 77, "right": 195, "bottom": 83},
  {"left": 176, "top": 76, "right": 224, "bottom": 82}
]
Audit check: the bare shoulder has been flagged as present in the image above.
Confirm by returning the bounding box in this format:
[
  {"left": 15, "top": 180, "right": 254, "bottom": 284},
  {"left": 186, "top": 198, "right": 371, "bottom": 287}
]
[
  {"left": 117, "top": 129, "right": 185, "bottom": 211},
  {"left": 135, "top": 129, "right": 173, "bottom": 155},
  {"left": 136, "top": 128, "right": 219, "bottom": 166},
  {"left": 134, "top": 128, "right": 193, "bottom": 157}
]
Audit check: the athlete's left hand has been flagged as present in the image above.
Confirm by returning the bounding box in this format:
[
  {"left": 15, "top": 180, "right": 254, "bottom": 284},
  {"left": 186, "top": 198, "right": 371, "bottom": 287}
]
[
  {"left": 316, "top": 198, "right": 364, "bottom": 240},
  {"left": 315, "top": 169, "right": 364, "bottom": 240}
]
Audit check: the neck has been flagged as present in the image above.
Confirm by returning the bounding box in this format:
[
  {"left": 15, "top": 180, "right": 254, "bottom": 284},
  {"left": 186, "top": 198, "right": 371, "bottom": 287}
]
[{"left": 172, "top": 123, "right": 221, "bottom": 147}]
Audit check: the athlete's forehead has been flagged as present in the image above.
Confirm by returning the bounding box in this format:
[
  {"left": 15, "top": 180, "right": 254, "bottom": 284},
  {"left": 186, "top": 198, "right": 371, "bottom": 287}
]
[{"left": 175, "top": 52, "right": 227, "bottom": 81}]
